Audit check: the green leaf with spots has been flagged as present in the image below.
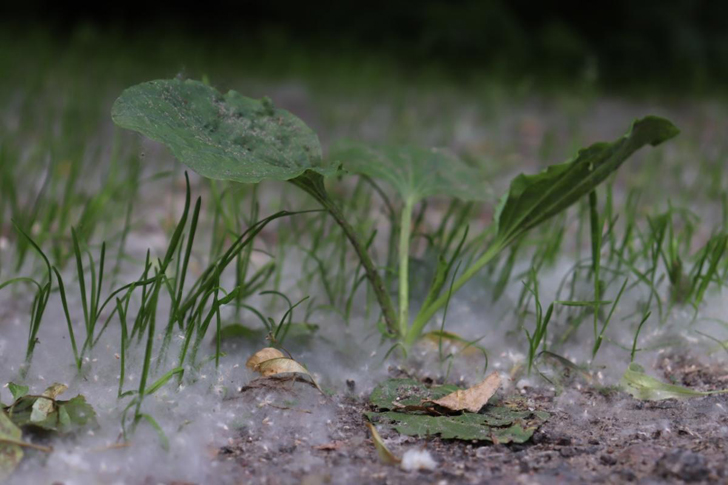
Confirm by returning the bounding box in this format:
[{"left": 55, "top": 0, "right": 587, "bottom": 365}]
[
  {"left": 112, "top": 79, "right": 336, "bottom": 184},
  {"left": 369, "top": 378, "right": 459, "bottom": 410},
  {"left": 331, "top": 142, "right": 490, "bottom": 204},
  {"left": 0, "top": 411, "right": 23, "bottom": 480},
  {"left": 368, "top": 379, "right": 548, "bottom": 442},
  {"left": 494, "top": 116, "right": 679, "bottom": 246}
]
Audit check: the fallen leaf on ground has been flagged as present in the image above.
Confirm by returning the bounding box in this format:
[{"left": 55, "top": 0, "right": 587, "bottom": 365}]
[
  {"left": 367, "top": 378, "right": 548, "bottom": 443},
  {"left": 30, "top": 383, "right": 68, "bottom": 423},
  {"left": 620, "top": 363, "right": 728, "bottom": 401},
  {"left": 246, "top": 348, "right": 324, "bottom": 395},
  {"left": 366, "top": 422, "right": 401, "bottom": 465},
  {"left": 4, "top": 383, "right": 97, "bottom": 434},
  {"left": 245, "top": 348, "right": 286, "bottom": 372},
  {"left": 423, "top": 372, "right": 501, "bottom": 413},
  {"left": 0, "top": 411, "right": 23, "bottom": 480}
]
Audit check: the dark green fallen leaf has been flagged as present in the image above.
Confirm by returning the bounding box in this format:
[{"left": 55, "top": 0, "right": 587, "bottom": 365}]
[
  {"left": 366, "top": 407, "right": 547, "bottom": 443},
  {"left": 0, "top": 411, "right": 23, "bottom": 481},
  {"left": 368, "top": 379, "right": 548, "bottom": 442},
  {"left": 369, "top": 378, "right": 459, "bottom": 410}
]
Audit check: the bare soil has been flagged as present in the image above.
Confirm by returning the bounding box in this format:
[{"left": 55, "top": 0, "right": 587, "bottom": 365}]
[{"left": 212, "top": 354, "right": 728, "bottom": 485}]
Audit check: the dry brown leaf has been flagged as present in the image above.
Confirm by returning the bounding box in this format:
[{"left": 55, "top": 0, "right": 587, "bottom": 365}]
[
  {"left": 30, "top": 383, "right": 68, "bottom": 423},
  {"left": 246, "top": 348, "right": 325, "bottom": 395},
  {"left": 424, "top": 372, "right": 501, "bottom": 413},
  {"left": 257, "top": 357, "right": 308, "bottom": 377},
  {"left": 245, "top": 347, "right": 285, "bottom": 372}
]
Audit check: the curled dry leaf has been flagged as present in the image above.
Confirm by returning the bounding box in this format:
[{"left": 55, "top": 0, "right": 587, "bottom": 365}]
[
  {"left": 246, "top": 348, "right": 324, "bottom": 395},
  {"left": 366, "top": 422, "right": 401, "bottom": 466},
  {"left": 424, "top": 372, "right": 501, "bottom": 413},
  {"left": 30, "top": 383, "right": 68, "bottom": 423},
  {"left": 245, "top": 348, "right": 285, "bottom": 372}
]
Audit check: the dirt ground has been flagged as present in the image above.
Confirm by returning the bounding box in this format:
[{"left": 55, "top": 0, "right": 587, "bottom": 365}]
[{"left": 208, "top": 354, "right": 728, "bottom": 485}]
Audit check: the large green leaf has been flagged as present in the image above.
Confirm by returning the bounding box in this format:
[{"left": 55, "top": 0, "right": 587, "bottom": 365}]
[
  {"left": 330, "top": 143, "right": 490, "bottom": 203},
  {"left": 367, "top": 379, "right": 548, "bottom": 443},
  {"left": 495, "top": 116, "right": 679, "bottom": 245},
  {"left": 112, "top": 79, "right": 336, "bottom": 183}
]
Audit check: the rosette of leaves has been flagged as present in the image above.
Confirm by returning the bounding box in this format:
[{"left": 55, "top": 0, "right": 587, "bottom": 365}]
[{"left": 112, "top": 79, "right": 679, "bottom": 346}]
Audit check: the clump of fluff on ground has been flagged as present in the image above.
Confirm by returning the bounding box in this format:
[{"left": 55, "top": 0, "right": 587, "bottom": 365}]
[{"left": 400, "top": 448, "right": 437, "bottom": 471}]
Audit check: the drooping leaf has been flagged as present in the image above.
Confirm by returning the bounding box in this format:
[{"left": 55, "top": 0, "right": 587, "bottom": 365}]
[
  {"left": 112, "top": 79, "right": 336, "bottom": 183},
  {"left": 495, "top": 116, "right": 679, "bottom": 246},
  {"left": 0, "top": 411, "right": 23, "bottom": 481},
  {"left": 620, "top": 363, "right": 728, "bottom": 401},
  {"left": 366, "top": 422, "right": 401, "bottom": 465},
  {"left": 330, "top": 142, "right": 490, "bottom": 204},
  {"left": 423, "top": 372, "right": 501, "bottom": 413},
  {"left": 7, "top": 383, "right": 28, "bottom": 401},
  {"left": 138, "top": 413, "right": 170, "bottom": 451}
]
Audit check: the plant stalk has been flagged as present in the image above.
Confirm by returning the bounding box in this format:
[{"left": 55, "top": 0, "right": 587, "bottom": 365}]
[
  {"left": 291, "top": 175, "right": 399, "bottom": 336},
  {"left": 398, "top": 197, "right": 414, "bottom": 337},
  {"left": 405, "top": 240, "right": 504, "bottom": 348}
]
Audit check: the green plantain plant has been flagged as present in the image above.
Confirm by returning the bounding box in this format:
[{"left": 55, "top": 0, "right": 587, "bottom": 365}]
[{"left": 112, "top": 78, "right": 679, "bottom": 350}]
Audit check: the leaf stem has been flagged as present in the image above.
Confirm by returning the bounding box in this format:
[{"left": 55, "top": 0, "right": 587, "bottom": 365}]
[
  {"left": 291, "top": 174, "right": 399, "bottom": 336},
  {"left": 405, "top": 240, "right": 504, "bottom": 348},
  {"left": 398, "top": 197, "right": 414, "bottom": 337}
]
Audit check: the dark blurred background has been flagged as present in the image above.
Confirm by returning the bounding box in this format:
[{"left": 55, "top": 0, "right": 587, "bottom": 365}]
[{"left": 2, "top": 0, "right": 728, "bottom": 92}]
